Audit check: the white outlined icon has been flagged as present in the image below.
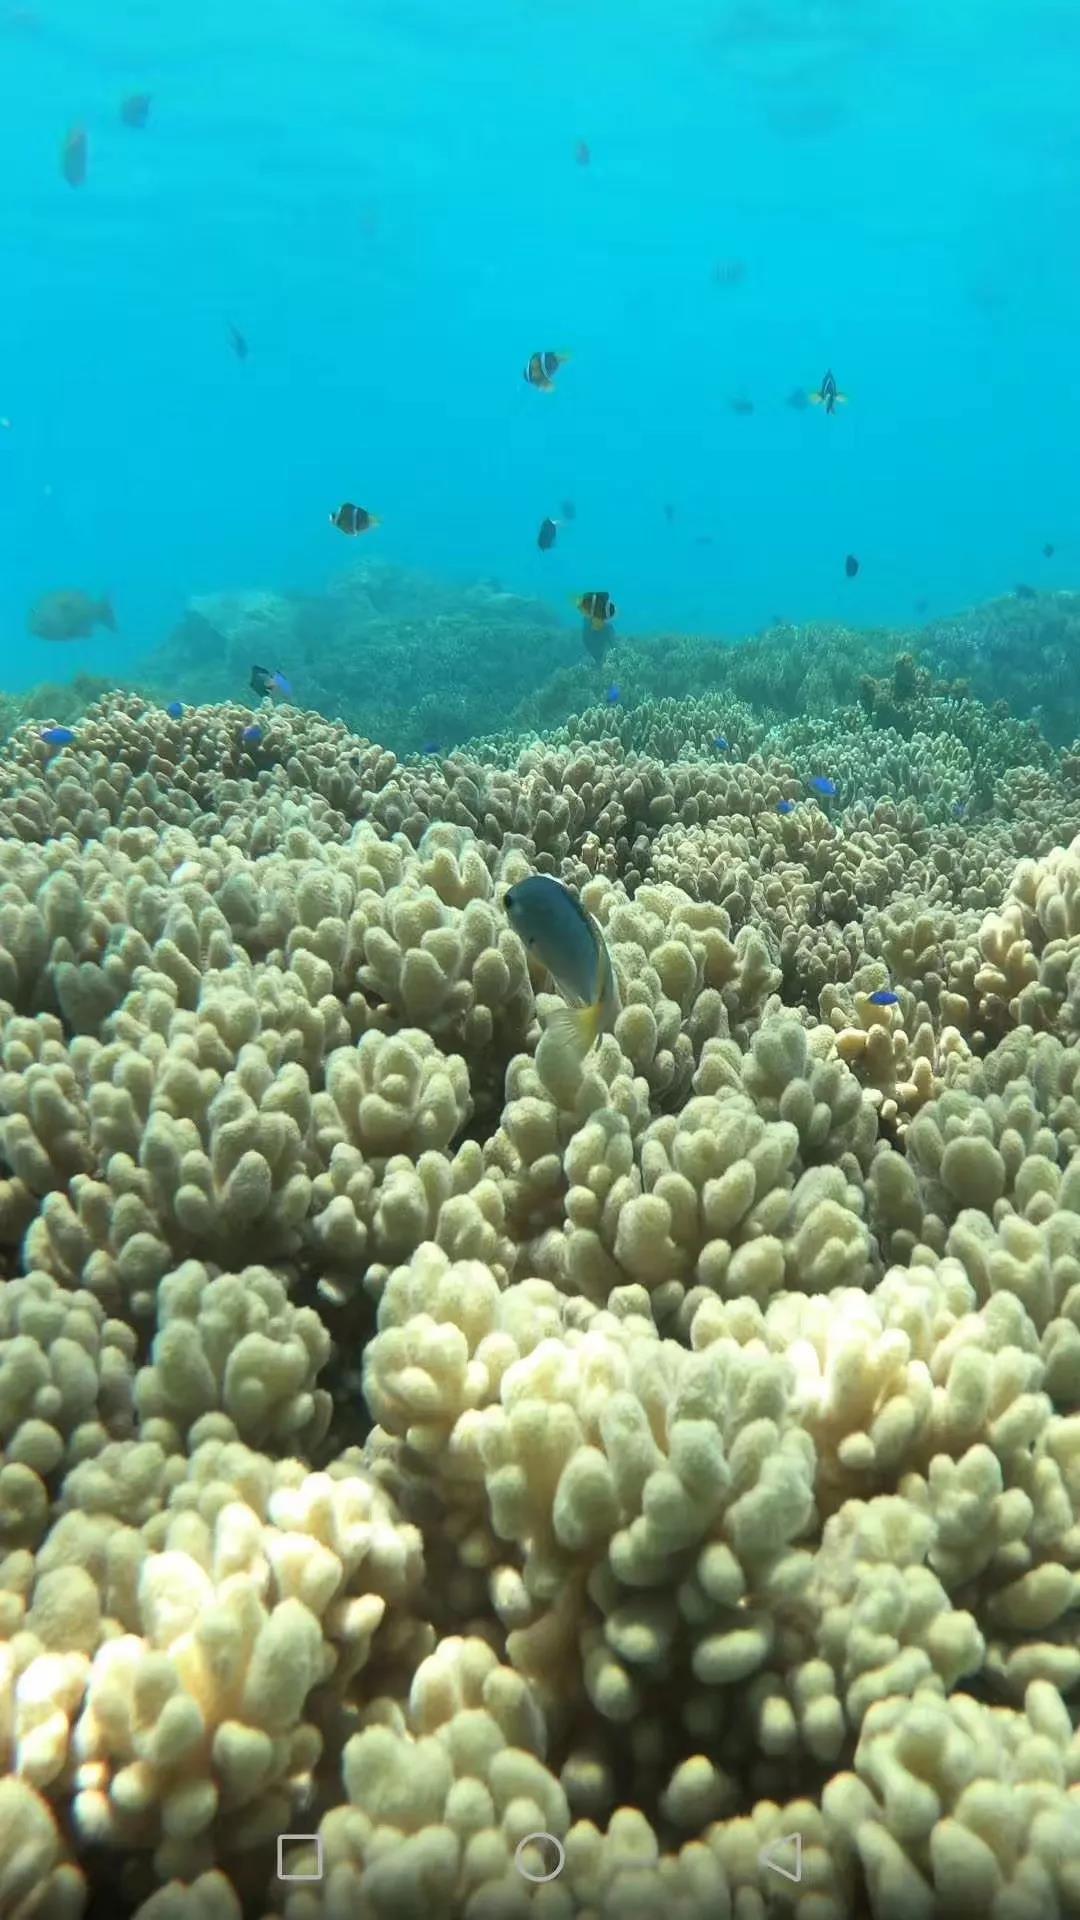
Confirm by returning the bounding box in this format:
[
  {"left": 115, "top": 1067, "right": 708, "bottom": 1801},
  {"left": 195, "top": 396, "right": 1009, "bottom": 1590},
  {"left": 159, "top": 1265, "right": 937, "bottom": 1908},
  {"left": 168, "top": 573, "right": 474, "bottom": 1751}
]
[
  {"left": 277, "top": 1834, "right": 324, "bottom": 1881},
  {"left": 513, "top": 1831, "right": 566, "bottom": 1883},
  {"left": 758, "top": 1832, "right": 803, "bottom": 1883}
]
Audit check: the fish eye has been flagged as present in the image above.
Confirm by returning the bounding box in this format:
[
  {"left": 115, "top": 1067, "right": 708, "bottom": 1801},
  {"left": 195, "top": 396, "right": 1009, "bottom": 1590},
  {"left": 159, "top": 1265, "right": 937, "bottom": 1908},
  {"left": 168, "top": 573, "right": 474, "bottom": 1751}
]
[{"left": 503, "top": 889, "right": 514, "bottom": 909}]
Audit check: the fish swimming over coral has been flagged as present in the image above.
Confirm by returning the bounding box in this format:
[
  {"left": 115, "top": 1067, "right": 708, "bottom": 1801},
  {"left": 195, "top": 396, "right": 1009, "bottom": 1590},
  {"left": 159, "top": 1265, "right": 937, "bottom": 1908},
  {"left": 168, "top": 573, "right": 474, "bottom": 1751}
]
[
  {"left": 577, "top": 590, "right": 615, "bottom": 633},
  {"left": 27, "top": 590, "right": 116, "bottom": 640},
  {"left": 39, "top": 725, "right": 75, "bottom": 753},
  {"left": 504, "top": 873, "right": 619, "bottom": 1071},
  {"left": 250, "top": 664, "right": 292, "bottom": 699}
]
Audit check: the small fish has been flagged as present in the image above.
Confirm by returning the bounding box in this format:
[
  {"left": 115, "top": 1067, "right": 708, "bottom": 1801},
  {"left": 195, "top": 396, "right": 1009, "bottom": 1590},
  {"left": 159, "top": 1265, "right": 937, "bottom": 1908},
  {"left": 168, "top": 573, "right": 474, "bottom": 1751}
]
[
  {"left": 952, "top": 799, "right": 968, "bottom": 820},
  {"left": 845, "top": 553, "right": 859, "bottom": 578},
  {"left": 561, "top": 498, "right": 576, "bottom": 521},
  {"left": 331, "top": 502, "right": 379, "bottom": 536},
  {"left": 241, "top": 723, "right": 263, "bottom": 747},
  {"left": 120, "top": 93, "right": 151, "bottom": 128},
  {"left": 1043, "top": 543, "right": 1055, "bottom": 558},
  {"left": 504, "top": 874, "right": 620, "bottom": 1072},
  {"left": 713, "top": 735, "right": 730, "bottom": 752},
  {"left": 28, "top": 590, "right": 115, "bottom": 641},
  {"left": 1014, "top": 582, "right": 1037, "bottom": 600},
  {"left": 663, "top": 503, "right": 676, "bottom": 523},
  {"left": 575, "top": 138, "right": 590, "bottom": 166},
  {"left": 786, "top": 386, "right": 810, "bottom": 411},
  {"left": 537, "top": 516, "right": 559, "bottom": 551},
  {"left": 606, "top": 684, "right": 620, "bottom": 705},
  {"left": 250, "top": 664, "right": 292, "bottom": 699},
  {"left": 809, "top": 368, "right": 846, "bottom": 415},
  {"left": 39, "top": 725, "right": 75, "bottom": 749},
  {"left": 61, "top": 125, "right": 87, "bottom": 188},
  {"left": 777, "top": 799, "right": 796, "bottom": 815},
  {"left": 524, "top": 349, "right": 570, "bottom": 391},
  {"left": 867, "top": 989, "right": 899, "bottom": 1007},
  {"left": 729, "top": 396, "right": 755, "bottom": 416},
  {"left": 576, "top": 590, "right": 616, "bottom": 632},
  {"left": 421, "top": 739, "right": 441, "bottom": 754},
  {"left": 228, "top": 323, "right": 248, "bottom": 361},
  {"left": 807, "top": 774, "right": 838, "bottom": 798},
  {"left": 914, "top": 597, "right": 929, "bottom": 614},
  {"left": 695, "top": 534, "right": 714, "bottom": 547},
  {"left": 713, "top": 258, "right": 746, "bottom": 287},
  {"left": 165, "top": 700, "right": 184, "bottom": 720}
]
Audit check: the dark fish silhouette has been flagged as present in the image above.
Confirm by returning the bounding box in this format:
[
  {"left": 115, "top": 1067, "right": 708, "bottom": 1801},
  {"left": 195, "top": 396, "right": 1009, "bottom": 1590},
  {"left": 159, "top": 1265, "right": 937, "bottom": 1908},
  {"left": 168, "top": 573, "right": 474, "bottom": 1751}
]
[
  {"left": 810, "top": 368, "right": 846, "bottom": 414},
  {"left": 28, "top": 589, "right": 115, "bottom": 640},
  {"left": 331, "top": 502, "right": 379, "bottom": 535},
  {"left": 120, "top": 93, "right": 151, "bottom": 128},
  {"left": 537, "top": 517, "right": 558, "bottom": 551},
  {"left": 228, "top": 323, "right": 248, "bottom": 361},
  {"left": 845, "top": 553, "right": 859, "bottom": 578},
  {"left": 575, "top": 138, "right": 590, "bottom": 166},
  {"left": 61, "top": 125, "right": 87, "bottom": 187}
]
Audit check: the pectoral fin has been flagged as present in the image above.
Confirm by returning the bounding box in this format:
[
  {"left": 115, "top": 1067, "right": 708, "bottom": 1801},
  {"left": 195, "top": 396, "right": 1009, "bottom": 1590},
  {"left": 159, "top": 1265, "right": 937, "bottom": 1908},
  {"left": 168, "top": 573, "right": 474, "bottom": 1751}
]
[{"left": 542, "top": 998, "right": 604, "bottom": 1076}]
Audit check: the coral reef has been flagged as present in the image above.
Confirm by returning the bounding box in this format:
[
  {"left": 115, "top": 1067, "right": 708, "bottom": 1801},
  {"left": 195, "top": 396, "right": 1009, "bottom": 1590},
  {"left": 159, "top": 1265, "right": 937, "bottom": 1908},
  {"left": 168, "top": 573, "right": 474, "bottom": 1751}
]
[{"left": 3, "top": 651, "right": 1080, "bottom": 1920}]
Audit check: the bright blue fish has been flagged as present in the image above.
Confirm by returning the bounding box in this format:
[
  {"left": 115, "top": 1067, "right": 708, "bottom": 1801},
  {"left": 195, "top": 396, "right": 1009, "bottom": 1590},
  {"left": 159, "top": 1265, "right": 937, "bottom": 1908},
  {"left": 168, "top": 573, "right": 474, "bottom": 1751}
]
[
  {"left": 868, "top": 989, "right": 899, "bottom": 1006},
  {"left": 241, "top": 723, "right": 263, "bottom": 746},
  {"left": 807, "top": 775, "right": 838, "bottom": 798},
  {"left": 422, "top": 739, "right": 441, "bottom": 754},
  {"left": 40, "top": 725, "right": 75, "bottom": 747},
  {"left": 165, "top": 701, "right": 184, "bottom": 720},
  {"left": 606, "top": 684, "right": 620, "bottom": 705},
  {"left": 713, "top": 735, "right": 730, "bottom": 752},
  {"left": 777, "top": 799, "right": 796, "bottom": 815}
]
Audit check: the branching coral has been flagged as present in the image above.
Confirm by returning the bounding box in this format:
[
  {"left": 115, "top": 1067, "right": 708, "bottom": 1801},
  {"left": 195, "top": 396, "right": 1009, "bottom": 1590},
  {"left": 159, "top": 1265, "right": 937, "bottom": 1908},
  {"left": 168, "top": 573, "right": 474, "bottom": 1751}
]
[{"left": 3, "top": 673, "right": 1080, "bottom": 1920}]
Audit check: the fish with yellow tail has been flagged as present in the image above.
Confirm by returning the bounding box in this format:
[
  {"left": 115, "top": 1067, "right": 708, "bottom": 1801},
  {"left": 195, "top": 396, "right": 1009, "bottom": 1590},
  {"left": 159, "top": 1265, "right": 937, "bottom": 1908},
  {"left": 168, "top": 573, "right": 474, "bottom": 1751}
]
[
  {"left": 504, "top": 874, "right": 619, "bottom": 1071},
  {"left": 809, "top": 367, "right": 847, "bottom": 414}
]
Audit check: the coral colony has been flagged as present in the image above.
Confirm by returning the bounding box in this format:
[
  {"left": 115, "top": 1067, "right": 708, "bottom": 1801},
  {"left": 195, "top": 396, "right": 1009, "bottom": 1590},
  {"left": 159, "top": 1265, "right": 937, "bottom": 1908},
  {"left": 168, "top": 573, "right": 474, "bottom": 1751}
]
[{"left": 1, "top": 650, "right": 1080, "bottom": 1917}]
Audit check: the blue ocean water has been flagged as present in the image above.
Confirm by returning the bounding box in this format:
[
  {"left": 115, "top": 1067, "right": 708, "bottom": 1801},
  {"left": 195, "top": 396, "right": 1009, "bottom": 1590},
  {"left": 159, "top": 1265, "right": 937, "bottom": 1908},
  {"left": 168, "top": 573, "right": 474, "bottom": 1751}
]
[{"left": 1, "top": 0, "right": 1079, "bottom": 692}]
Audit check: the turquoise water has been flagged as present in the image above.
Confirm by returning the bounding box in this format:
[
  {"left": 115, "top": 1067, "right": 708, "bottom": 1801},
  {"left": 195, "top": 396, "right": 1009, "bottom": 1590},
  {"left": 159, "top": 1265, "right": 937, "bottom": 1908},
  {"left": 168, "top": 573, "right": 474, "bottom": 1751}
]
[{"left": 2, "top": 0, "right": 1079, "bottom": 693}]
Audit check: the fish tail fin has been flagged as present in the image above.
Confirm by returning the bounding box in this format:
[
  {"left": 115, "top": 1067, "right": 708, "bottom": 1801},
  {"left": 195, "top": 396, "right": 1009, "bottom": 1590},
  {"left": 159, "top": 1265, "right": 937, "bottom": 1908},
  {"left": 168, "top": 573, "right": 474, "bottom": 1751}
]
[
  {"left": 366, "top": 514, "right": 382, "bottom": 529},
  {"left": 98, "top": 596, "right": 117, "bottom": 631},
  {"left": 808, "top": 390, "right": 823, "bottom": 405},
  {"left": 834, "top": 391, "right": 848, "bottom": 404},
  {"left": 542, "top": 997, "right": 604, "bottom": 1074},
  {"left": 591, "top": 617, "right": 605, "bottom": 631}
]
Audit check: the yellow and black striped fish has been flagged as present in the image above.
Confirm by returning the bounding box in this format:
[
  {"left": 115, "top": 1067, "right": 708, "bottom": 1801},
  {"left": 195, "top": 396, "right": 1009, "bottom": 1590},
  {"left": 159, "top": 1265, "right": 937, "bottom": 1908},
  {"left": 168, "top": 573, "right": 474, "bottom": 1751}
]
[
  {"left": 330, "top": 502, "right": 380, "bottom": 535},
  {"left": 576, "top": 590, "right": 616, "bottom": 631},
  {"left": 524, "top": 349, "right": 571, "bottom": 391}
]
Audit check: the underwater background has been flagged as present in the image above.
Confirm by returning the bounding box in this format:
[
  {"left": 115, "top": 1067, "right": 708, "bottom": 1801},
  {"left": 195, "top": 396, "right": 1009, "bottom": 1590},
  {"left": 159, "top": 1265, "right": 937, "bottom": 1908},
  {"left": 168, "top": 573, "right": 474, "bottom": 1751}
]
[
  {"left": 3, "top": 0, "right": 1080, "bottom": 709},
  {"left": 6, "top": 3, "right": 1080, "bottom": 1919}
]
